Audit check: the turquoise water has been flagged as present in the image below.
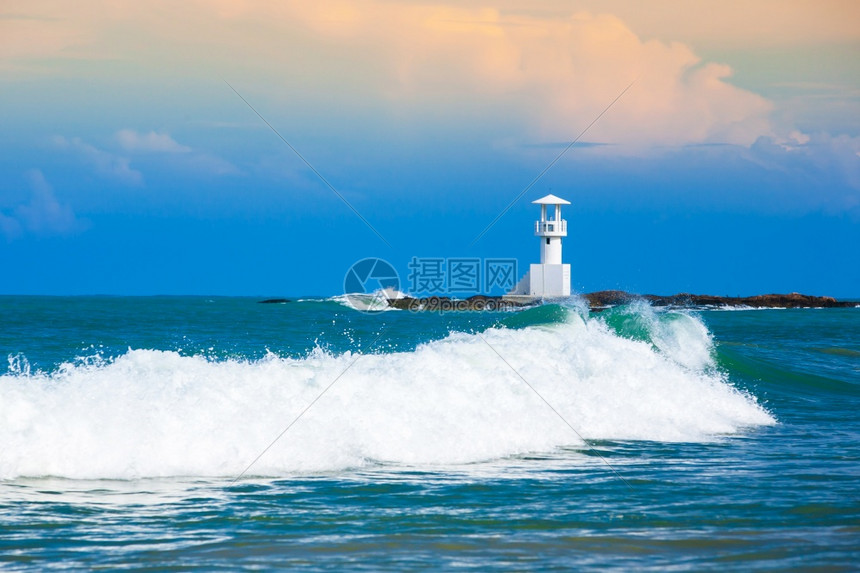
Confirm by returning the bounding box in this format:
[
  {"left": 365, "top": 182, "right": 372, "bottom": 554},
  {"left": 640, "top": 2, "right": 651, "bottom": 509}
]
[{"left": 1, "top": 296, "right": 858, "bottom": 570}]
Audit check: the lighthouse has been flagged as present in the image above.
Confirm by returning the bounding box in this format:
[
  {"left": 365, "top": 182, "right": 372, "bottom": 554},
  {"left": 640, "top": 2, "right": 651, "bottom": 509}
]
[{"left": 507, "top": 194, "right": 572, "bottom": 299}]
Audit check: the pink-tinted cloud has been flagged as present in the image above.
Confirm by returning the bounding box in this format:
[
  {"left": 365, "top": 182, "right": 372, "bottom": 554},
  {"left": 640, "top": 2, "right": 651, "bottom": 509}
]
[
  {"left": 5, "top": 1, "right": 857, "bottom": 157},
  {"left": 202, "top": 5, "right": 775, "bottom": 148},
  {"left": 116, "top": 130, "right": 191, "bottom": 153}
]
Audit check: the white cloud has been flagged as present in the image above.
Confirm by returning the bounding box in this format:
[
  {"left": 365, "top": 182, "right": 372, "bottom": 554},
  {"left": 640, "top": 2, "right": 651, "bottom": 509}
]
[
  {"left": 178, "top": 153, "right": 240, "bottom": 176},
  {"left": 788, "top": 130, "right": 811, "bottom": 145},
  {"left": 747, "top": 132, "right": 860, "bottom": 213},
  {"left": 116, "top": 129, "right": 191, "bottom": 153},
  {"left": 0, "top": 170, "right": 87, "bottom": 240},
  {"left": 53, "top": 132, "right": 238, "bottom": 182},
  {"left": 0, "top": 212, "right": 22, "bottom": 239},
  {"left": 52, "top": 135, "right": 143, "bottom": 185}
]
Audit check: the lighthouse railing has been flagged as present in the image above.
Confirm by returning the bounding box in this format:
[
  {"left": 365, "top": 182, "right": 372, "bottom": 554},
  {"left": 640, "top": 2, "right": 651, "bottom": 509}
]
[{"left": 534, "top": 220, "right": 567, "bottom": 234}]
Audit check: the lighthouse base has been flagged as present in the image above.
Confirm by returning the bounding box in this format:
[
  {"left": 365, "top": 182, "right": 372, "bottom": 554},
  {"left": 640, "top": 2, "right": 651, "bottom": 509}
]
[{"left": 507, "top": 264, "right": 570, "bottom": 298}]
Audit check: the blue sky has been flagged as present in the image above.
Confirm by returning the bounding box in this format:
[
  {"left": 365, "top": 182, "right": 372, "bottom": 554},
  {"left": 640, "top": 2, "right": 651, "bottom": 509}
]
[{"left": 1, "top": 1, "right": 858, "bottom": 296}]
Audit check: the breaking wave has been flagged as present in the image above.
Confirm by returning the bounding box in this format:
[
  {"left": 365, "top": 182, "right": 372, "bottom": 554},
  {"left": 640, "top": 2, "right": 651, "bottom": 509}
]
[{"left": 0, "top": 304, "right": 774, "bottom": 479}]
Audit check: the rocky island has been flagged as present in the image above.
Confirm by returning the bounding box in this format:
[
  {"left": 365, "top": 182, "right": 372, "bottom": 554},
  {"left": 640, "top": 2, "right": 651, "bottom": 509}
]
[{"left": 385, "top": 291, "right": 856, "bottom": 311}]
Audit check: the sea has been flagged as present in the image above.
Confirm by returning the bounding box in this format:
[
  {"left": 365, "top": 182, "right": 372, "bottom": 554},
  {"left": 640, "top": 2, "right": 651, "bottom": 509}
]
[{"left": 1, "top": 295, "right": 858, "bottom": 570}]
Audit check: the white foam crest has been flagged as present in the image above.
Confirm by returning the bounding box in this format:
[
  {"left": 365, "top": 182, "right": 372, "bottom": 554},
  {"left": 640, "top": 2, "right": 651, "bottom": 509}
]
[
  {"left": 329, "top": 287, "right": 405, "bottom": 312},
  {"left": 619, "top": 302, "right": 716, "bottom": 371},
  {"left": 0, "top": 314, "right": 774, "bottom": 480},
  {"left": 7, "top": 353, "right": 32, "bottom": 377}
]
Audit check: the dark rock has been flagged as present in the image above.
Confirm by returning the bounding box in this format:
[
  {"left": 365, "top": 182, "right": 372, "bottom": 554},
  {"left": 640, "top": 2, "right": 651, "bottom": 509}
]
[
  {"left": 386, "top": 296, "right": 530, "bottom": 311},
  {"left": 583, "top": 290, "right": 638, "bottom": 307},
  {"left": 386, "top": 291, "right": 855, "bottom": 311},
  {"left": 632, "top": 292, "right": 852, "bottom": 309},
  {"left": 258, "top": 298, "right": 291, "bottom": 304}
]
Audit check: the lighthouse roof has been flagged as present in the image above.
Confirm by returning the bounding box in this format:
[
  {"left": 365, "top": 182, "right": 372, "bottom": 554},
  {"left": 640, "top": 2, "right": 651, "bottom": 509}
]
[{"left": 532, "top": 194, "right": 570, "bottom": 205}]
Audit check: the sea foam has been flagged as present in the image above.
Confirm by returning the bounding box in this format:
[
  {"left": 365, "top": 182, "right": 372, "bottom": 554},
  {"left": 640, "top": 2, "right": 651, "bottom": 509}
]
[{"left": 0, "top": 307, "right": 774, "bottom": 479}]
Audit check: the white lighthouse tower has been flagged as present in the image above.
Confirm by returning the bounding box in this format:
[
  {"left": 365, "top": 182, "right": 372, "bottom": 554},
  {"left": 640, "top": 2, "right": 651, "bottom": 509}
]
[{"left": 506, "top": 194, "right": 571, "bottom": 299}]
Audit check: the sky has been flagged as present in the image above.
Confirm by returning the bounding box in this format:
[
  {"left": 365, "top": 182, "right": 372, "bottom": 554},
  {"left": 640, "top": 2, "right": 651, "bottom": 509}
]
[{"left": 1, "top": 0, "right": 858, "bottom": 297}]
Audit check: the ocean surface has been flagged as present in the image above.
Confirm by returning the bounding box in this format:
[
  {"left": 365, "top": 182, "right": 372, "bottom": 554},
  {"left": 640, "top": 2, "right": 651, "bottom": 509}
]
[{"left": 1, "top": 295, "right": 858, "bottom": 570}]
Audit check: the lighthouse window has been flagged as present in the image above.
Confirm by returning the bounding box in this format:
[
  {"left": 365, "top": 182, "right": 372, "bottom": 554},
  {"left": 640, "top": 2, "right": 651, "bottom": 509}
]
[{"left": 546, "top": 238, "right": 550, "bottom": 245}]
